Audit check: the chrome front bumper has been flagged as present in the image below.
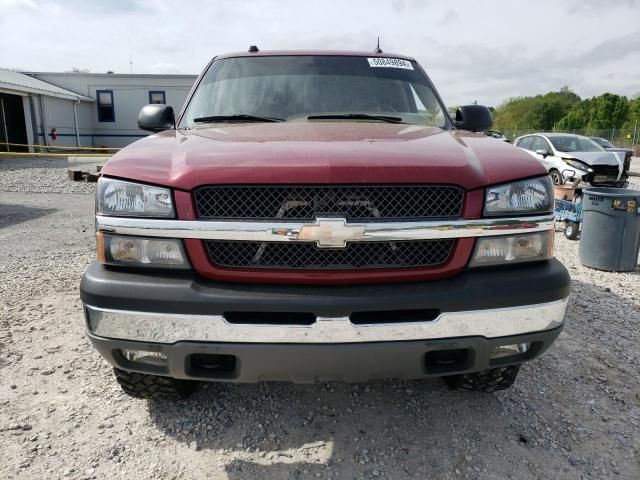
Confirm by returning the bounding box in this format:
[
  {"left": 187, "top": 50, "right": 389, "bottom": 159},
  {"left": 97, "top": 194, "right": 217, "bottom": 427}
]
[
  {"left": 84, "top": 298, "right": 568, "bottom": 345},
  {"left": 95, "top": 214, "right": 555, "bottom": 243}
]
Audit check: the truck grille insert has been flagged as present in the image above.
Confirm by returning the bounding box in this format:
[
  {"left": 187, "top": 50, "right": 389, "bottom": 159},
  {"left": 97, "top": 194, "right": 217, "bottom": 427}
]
[
  {"left": 204, "top": 240, "right": 454, "bottom": 270},
  {"left": 194, "top": 185, "right": 464, "bottom": 220}
]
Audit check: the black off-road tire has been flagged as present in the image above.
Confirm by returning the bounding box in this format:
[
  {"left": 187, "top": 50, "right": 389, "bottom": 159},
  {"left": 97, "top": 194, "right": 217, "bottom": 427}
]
[
  {"left": 443, "top": 365, "right": 520, "bottom": 392},
  {"left": 113, "top": 368, "right": 198, "bottom": 399},
  {"left": 564, "top": 221, "right": 580, "bottom": 240}
]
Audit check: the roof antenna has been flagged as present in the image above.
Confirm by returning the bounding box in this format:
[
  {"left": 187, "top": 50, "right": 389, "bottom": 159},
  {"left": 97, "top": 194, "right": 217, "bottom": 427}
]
[
  {"left": 248, "top": 45, "right": 259, "bottom": 53},
  {"left": 374, "top": 37, "right": 382, "bottom": 54}
]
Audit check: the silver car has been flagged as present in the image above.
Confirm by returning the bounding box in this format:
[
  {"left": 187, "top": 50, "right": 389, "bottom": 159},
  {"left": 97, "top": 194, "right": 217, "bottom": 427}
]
[{"left": 515, "top": 133, "right": 626, "bottom": 187}]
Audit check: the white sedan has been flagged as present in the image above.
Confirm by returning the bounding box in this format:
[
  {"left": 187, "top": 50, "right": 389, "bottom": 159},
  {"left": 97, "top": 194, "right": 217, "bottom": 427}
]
[{"left": 514, "top": 133, "right": 625, "bottom": 186}]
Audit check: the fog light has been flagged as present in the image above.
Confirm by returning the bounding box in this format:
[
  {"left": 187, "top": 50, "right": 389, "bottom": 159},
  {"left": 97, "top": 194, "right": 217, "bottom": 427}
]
[
  {"left": 490, "top": 342, "right": 530, "bottom": 359},
  {"left": 98, "top": 233, "right": 190, "bottom": 269},
  {"left": 120, "top": 349, "right": 167, "bottom": 366},
  {"left": 470, "top": 231, "right": 553, "bottom": 267}
]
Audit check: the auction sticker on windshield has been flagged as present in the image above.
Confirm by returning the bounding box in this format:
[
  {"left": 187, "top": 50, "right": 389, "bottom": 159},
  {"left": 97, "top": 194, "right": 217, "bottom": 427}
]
[{"left": 367, "top": 58, "right": 413, "bottom": 69}]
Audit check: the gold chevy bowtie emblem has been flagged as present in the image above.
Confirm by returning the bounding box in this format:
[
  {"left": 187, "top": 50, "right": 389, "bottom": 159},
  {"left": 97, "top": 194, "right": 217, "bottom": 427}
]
[{"left": 291, "top": 218, "right": 366, "bottom": 248}]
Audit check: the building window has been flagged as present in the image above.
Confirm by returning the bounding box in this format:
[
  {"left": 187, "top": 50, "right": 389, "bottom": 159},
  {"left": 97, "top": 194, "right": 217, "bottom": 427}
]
[
  {"left": 149, "top": 91, "right": 166, "bottom": 104},
  {"left": 96, "top": 90, "right": 115, "bottom": 122}
]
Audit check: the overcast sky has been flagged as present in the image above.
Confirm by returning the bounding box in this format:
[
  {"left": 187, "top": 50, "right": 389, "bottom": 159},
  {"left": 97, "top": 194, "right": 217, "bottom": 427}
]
[{"left": 1, "top": 0, "right": 639, "bottom": 107}]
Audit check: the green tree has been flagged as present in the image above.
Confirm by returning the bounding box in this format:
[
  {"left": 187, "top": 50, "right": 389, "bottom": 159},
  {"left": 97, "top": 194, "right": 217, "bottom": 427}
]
[
  {"left": 588, "top": 93, "right": 628, "bottom": 129},
  {"left": 622, "top": 96, "right": 640, "bottom": 130},
  {"left": 493, "top": 87, "right": 580, "bottom": 131},
  {"left": 492, "top": 88, "right": 638, "bottom": 137},
  {"left": 556, "top": 98, "right": 593, "bottom": 130},
  {"left": 556, "top": 93, "right": 629, "bottom": 131}
]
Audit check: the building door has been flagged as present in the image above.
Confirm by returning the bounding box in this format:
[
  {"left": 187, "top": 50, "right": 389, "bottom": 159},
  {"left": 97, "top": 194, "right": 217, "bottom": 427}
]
[{"left": 0, "top": 93, "right": 28, "bottom": 152}]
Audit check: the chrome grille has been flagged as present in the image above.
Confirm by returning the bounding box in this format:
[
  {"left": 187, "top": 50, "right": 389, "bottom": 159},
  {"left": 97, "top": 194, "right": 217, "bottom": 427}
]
[
  {"left": 204, "top": 240, "right": 454, "bottom": 270},
  {"left": 194, "top": 185, "right": 464, "bottom": 220}
]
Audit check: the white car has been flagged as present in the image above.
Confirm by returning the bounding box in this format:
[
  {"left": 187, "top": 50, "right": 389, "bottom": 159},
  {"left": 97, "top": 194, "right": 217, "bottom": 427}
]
[{"left": 514, "top": 133, "right": 625, "bottom": 186}]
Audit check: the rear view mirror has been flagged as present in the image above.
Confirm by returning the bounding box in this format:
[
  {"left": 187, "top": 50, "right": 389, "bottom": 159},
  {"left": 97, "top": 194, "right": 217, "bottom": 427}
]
[
  {"left": 535, "top": 149, "right": 549, "bottom": 157},
  {"left": 138, "top": 104, "right": 175, "bottom": 132},
  {"left": 454, "top": 105, "right": 493, "bottom": 132}
]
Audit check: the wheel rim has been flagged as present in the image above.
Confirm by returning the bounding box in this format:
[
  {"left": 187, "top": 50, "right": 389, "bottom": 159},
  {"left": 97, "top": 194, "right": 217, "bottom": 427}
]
[{"left": 551, "top": 171, "right": 562, "bottom": 185}]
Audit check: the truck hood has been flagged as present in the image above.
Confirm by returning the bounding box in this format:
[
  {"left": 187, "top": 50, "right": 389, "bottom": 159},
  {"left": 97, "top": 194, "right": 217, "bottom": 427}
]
[
  {"left": 102, "top": 123, "right": 547, "bottom": 191},
  {"left": 562, "top": 151, "right": 620, "bottom": 166}
]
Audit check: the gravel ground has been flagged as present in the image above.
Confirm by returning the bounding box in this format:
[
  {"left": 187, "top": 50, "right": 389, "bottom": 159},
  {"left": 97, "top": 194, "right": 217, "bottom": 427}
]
[
  {"left": 1, "top": 157, "right": 639, "bottom": 479},
  {"left": 0, "top": 157, "right": 100, "bottom": 194}
]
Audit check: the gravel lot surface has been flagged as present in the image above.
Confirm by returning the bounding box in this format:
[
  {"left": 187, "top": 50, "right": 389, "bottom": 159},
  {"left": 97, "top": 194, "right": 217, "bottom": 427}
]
[
  {"left": 0, "top": 157, "right": 99, "bottom": 194},
  {"left": 629, "top": 156, "right": 640, "bottom": 176},
  {"left": 1, "top": 157, "right": 639, "bottom": 479}
]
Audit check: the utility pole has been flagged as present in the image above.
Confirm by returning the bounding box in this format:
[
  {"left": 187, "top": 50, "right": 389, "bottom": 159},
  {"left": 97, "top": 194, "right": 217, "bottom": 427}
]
[{"left": 130, "top": 54, "right": 133, "bottom": 74}]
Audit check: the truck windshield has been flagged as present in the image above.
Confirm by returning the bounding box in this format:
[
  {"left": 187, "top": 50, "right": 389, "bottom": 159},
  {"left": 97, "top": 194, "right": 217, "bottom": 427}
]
[{"left": 180, "top": 55, "right": 448, "bottom": 128}]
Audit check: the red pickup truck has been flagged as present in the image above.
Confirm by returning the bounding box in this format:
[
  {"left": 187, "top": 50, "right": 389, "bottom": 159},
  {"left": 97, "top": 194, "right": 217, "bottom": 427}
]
[{"left": 80, "top": 49, "right": 570, "bottom": 399}]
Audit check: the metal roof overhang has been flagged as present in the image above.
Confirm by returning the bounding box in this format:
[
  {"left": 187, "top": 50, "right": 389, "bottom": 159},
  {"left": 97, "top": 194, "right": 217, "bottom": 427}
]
[{"left": 0, "top": 79, "right": 93, "bottom": 102}]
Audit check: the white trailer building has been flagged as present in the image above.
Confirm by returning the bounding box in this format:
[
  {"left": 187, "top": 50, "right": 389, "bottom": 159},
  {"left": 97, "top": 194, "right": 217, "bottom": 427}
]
[{"left": 0, "top": 68, "right": 197, "bottom": 151}]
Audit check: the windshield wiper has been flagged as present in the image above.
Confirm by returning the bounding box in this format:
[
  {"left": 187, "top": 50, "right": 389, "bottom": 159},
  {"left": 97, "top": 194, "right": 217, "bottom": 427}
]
[
  {"left": 307, "top": 113, "right": 405, "bottom": 124},
  {"left": 193, "top": 114, "right": 285, "bottom": 123}
]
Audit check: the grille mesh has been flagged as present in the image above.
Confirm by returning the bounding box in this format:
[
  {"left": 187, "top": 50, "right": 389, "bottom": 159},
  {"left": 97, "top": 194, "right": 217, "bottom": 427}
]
[
  {"left": 205, "top": 240, "right": 454, "bottom": 270},
  {"left": 590, "top": 165, "right": 622, "bottom": 185},
  {"left": 194, "top": 185, "right": 463, "bottom": 220},
  {"left": 591, "top": 165, "right": 620, "bottom": 176}
]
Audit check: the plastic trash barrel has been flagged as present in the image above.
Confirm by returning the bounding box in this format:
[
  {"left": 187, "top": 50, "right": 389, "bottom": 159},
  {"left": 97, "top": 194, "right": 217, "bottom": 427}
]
[{"left": 579, "top": 187, "right": 640, "bottom": 271}]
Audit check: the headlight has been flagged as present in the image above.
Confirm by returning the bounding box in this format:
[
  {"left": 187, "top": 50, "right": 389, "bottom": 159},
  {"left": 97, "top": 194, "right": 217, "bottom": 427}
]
[
  {"left": 563, "top": 158, "right": 592, "bottom": 173},
  {"left": 485, "top": 177, "right": 553, "bottom": 216},
  {"left": 97, "top": 177, "right": 174, "bottom": 217},
  {"left": 97, "top": 233, "right": 190, "bottom": 269},
  {"left": 469, "top": 231, "right": 553, "bottom": 267}
]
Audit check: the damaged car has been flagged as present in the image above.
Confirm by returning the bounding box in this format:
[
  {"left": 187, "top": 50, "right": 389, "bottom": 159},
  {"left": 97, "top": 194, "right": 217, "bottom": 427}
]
[{"left": 515, "top": 133, "right": 627, "bottom": 187}]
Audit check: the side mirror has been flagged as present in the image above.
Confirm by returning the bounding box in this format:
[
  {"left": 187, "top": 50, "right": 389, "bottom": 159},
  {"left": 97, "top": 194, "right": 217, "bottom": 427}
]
[
  {"left": 454, "top": 105, "right": 493, "bottom": 132},
  {"left": 535, "top": 149, "right": 549, "bottom": 158},
  {"left": 138, "top": 104, "right": 175, "bottom": 132}
]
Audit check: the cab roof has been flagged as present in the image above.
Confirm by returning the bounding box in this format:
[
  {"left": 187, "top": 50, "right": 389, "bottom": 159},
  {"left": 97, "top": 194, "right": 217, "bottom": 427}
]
[{"left": 215, "top": 50, "right": 416, "bottom": 61}]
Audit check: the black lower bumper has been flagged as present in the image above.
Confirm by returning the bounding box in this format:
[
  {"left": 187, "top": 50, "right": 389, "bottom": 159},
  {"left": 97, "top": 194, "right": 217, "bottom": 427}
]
[
  {"left": 80, "top": 260, "right": 569, "bottom": 383},
  {"left": 88, "top": 327, "right": 562, "bottom": 383}
]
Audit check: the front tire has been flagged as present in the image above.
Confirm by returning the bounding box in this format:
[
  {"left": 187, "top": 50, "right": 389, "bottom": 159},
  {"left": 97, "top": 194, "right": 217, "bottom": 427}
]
[
  {"left": 113, "top": 368, "right": 198, "bottom": 399},
  {"left": 443, "top": 365, "right": 520, "bottom": 392},
  {"left": 549, "top": 170, "right": 563, "bottom": 185}
]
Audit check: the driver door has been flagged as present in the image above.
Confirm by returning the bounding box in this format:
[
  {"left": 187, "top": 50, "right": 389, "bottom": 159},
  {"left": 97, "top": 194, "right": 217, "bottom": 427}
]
[{"left": 530, "top": 136, "right": 555, "bottom": 169}]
